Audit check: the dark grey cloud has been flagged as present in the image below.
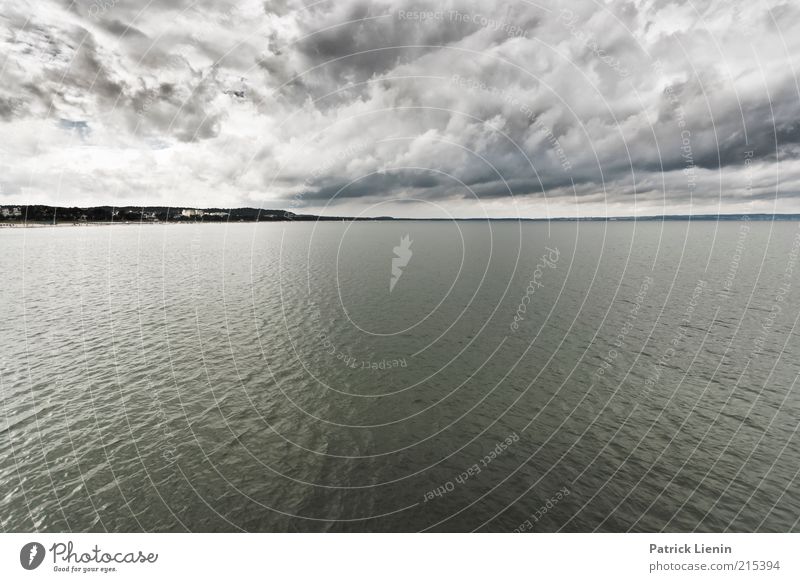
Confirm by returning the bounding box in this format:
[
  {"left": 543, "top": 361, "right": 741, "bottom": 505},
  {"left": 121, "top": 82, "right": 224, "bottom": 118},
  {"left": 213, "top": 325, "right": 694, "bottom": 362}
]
[{"left": 100, "top": 19, "right": 147, "bottom": 39}]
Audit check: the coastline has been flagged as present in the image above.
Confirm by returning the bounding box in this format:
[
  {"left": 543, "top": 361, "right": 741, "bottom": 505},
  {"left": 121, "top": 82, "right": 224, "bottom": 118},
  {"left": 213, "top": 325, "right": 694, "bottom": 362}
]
[
  {"left": 3, "top": 215, "right": 800, "bottom": 228},
  {"left": 0, "top": 221, "right": 186, "bottom": 228}
]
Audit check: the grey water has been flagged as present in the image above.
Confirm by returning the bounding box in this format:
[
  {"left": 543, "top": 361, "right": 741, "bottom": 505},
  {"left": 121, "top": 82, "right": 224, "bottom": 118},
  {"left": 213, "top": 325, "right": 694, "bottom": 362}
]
[{"left": 1, "top": 220, "right": 799, "bottom": 532}]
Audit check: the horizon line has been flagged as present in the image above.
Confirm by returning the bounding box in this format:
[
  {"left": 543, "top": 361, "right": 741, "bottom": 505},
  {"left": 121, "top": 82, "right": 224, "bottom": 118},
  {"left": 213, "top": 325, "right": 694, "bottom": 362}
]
[{"left": 2, "top": 204, "right": 800, "bottom": 222}]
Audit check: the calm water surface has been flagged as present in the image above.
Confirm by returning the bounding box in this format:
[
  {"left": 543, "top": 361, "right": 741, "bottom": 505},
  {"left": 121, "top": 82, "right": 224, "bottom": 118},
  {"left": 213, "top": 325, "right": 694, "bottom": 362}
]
[{"left": 1, "top": 220, "right": 799, "bottom": 531}]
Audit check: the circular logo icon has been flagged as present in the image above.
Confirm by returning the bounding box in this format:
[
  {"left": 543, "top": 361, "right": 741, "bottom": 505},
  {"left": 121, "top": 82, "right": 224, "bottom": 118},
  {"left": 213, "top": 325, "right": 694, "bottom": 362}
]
[{"left": 20, "top": 542, "right": 46, "bottom": 570}]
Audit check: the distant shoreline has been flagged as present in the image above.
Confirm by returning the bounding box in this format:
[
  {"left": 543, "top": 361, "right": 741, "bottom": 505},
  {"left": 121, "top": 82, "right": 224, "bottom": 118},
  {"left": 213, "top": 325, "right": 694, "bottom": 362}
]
[
  {"left": 2, "top": 205, "right": 800, "bottom": 225},
  {"left": 3, "top": 216, "right": 800, "bottom": 228}
]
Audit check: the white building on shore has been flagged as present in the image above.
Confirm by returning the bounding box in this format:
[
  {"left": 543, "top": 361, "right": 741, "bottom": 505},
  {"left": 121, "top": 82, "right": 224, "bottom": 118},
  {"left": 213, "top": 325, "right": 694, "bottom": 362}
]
[{"left": 0, "top": 206, "right": 22, "bottom": 218}]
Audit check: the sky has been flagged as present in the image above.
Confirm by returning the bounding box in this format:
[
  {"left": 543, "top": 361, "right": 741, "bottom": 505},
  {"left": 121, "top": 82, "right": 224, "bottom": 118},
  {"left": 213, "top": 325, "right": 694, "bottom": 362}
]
[{"left": 0, "top": 0, "right": 799, "bottom": 218}]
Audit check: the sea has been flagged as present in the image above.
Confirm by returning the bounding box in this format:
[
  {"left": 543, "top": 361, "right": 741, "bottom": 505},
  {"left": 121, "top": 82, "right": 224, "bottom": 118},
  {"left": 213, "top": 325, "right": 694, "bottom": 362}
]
[{"left": 1, "top": 220, "right": 799, "bottom": 532}]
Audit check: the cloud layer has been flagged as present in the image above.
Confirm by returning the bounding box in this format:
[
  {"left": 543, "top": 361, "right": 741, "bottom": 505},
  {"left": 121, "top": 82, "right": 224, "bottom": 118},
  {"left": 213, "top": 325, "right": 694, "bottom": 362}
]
[{"left": 1, "top": 0, "right": 799, "bottom": 217}]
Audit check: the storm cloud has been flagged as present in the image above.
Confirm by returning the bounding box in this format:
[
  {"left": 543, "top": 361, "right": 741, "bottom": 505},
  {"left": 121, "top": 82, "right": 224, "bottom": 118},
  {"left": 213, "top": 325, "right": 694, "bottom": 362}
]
[{"left": 1, "top": 0, "right": 799, "bottom": 217}]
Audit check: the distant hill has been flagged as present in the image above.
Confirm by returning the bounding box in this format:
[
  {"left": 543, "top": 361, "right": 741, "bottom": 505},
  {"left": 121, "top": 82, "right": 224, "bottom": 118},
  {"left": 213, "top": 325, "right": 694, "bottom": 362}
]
[{"left": 0, "top": 205, "right": 372, "bottom": 223}]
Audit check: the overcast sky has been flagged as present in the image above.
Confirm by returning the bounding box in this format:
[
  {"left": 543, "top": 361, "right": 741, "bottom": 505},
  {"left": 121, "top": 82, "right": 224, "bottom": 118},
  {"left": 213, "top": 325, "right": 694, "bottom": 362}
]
[{"left": 1, "top": 0, "right": 799, "bottom": 217}]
